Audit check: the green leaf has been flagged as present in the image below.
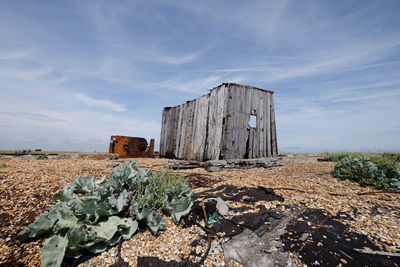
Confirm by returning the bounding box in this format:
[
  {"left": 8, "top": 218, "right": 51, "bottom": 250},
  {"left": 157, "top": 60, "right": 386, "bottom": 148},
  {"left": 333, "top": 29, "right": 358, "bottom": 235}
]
[
  {"left": 89, "top": 216, "right": 120, "bottom": 240},
  {"left": 41, "top": 235, "right": 68, "bottom": 267},
  {"left": 51, "top": 184, "right": 77, "bottom": 203},
  {"left": 53, "top": 203, "right": 79, "bottom": 231},
  {"left": 66, "top": 226, "right": 88, "bottom": 252},
  {"left": 17, "top": 205, "right": 60, "bottom": 242},
  {"left": 119, "top": 218, "right": 138, "bottom": 240},
  {"left": 116, "top": 191, "right": 129, "bottom": 211},
  {"left": 130, "top": 203, "right": 152, "bottom": 220},
  {"left": 146, "top": 211, "right": 167, "bottom": 234},
  {"left": 109, "top": 233, "right": 122, "bottom": 246},
  {"left": 73, "top": 176, "right": 97, "bottom": 193},
  {"left": 127, "top": 160, "right": 138, "bottom": 170},
  {"left": 85, "top": 241, "right": 109, "bottom": 253},
  {"left": 71, "top": 198, "right": 117, "bottom": 223},
  {"left": 170, "top": 198, "right": 193, "bottom": 224}
]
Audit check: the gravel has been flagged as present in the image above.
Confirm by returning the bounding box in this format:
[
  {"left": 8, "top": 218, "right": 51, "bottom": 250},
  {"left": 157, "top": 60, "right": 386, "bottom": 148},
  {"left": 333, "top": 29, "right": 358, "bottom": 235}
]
[{"left": 1, "top": 158, "right": 399, "bottom": 266}]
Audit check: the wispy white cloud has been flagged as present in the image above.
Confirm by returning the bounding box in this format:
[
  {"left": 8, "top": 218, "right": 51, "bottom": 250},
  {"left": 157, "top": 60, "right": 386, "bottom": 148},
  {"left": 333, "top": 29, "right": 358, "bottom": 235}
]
[
  {"left": 330, "top": 89, "right": 400, "bottom": 102},
  {"left": 156, "top": 73, "right": 250, "bottom": 93},
  {"left": 74, "top": 93, "right": 127, "bottom": 112}
]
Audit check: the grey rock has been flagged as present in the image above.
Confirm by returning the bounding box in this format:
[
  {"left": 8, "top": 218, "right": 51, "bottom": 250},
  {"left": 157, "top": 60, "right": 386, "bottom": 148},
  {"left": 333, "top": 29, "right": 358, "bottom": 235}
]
[
  {"left": 57, "top": 153, "right": 79, "bottom": 159},
  {"left": 107, "top": 162, "right": 121, "bottom": 168},
  {"left": 0, "top": 155, "right": 16, "bottom": 160},
  {"left": 19, "top": 154, "right": 37, "bottom": 160}
]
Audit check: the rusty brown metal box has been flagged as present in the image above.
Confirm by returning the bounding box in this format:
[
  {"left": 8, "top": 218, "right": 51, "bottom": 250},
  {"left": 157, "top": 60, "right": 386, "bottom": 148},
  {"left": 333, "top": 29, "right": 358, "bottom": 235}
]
[{"left": 109, "top": 136, "right": 154, "bottom": 158}]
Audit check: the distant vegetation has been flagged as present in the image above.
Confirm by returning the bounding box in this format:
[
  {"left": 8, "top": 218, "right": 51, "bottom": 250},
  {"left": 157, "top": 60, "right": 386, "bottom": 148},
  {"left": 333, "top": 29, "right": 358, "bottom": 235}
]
[
  {"left": 324, "top": 152, "right": 382, "bottom": 161},
  {"left": 15, "top": 149, "right": 32, "bottom": 154},
  {"left": 329, "top": 153, "right": 400, "bottom": 191},
  {"left": 0, "top": 163, "right": 9, "bottom": 168}
]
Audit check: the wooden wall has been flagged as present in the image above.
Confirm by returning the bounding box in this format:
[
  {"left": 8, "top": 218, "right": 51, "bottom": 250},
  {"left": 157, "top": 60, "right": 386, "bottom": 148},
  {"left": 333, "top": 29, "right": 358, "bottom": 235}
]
[{"left": 159, "top": 83, "right": 277, "bottom": 161}]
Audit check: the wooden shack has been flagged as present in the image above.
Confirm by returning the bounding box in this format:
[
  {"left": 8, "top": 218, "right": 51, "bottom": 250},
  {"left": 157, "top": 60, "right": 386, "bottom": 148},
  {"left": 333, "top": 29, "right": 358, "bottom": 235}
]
[{"left": 159, "top": 83, "right": 277, "bottom": 161}]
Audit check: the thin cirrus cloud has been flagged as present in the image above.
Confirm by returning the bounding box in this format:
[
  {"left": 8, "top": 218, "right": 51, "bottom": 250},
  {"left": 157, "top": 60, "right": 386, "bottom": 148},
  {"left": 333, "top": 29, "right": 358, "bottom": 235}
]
[{"left": 74, "top": 93, "right": 127, "bottom": 112}]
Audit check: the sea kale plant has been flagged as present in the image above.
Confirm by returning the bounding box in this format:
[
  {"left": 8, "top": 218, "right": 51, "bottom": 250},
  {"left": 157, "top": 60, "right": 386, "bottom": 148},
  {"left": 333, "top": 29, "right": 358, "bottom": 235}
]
[
  {"left": 17, "top": 161, "right": 193, "bottom": 267},
  {"left": 324, "top": 153, "right": 352, "bottom": 162},
  {"left": 382, "top": 152, "right": 400, "bottom": 163},
  {"left": 332, "top": 156, "right": 400, "bottom": 191}
]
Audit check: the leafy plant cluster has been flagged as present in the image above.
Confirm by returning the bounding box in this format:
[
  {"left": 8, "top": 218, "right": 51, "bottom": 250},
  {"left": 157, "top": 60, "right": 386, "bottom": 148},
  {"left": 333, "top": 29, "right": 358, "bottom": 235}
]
[
  {"left": 37, "top": 154, "right": 49, "bottom": 160},
  {"left": 324, "top": 153, "right": 352, "bottom": 162},
  {"left": 332, "top": 156, "right": 400, "bottom": 191},
  {"left": 17, "top": 161, "right": 193, "bottom": 267},
  {"left": 382, "top": 152, "right": 400, "bottom": 163}
]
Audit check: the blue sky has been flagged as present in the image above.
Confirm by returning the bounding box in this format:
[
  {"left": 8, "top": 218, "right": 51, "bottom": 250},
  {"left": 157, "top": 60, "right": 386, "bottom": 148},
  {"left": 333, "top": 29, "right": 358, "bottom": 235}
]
[{"left": 1, "top": 0, "right": 399, "bottom": 153}]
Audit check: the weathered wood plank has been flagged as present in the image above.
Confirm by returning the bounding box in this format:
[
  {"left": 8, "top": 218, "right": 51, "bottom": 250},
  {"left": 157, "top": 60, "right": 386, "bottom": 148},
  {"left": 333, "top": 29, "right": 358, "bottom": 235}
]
[
  {"left": 248, "top": 127, "right": 254, "bottom": 158},
  {"left": 159, "top": 108, "right": 167, "bottom": 156},
  {"left": 251, "top": 89, "right": 260, "bottom": 158},
  {"left": 205, "top": 87, "right": 223, "bottom": 160},
  {"left": 183, "top": 101, "right": 195, "bottom": 159},
  {"left": 225, "top": 85, "right": 241, "bottom": 159},
  {"left": 270, "top": 95, "right": 278, "bottom": 156},
  {"left": 257, "top": 90, "right": 265, "bottom": 158},
  {"left": 243, "top": 86, "right": 252, "bottom": 158},
  {"left": 174, "top": 105, "right": 183, "bottom": 158},
  {"left": 170, "top": 107, "right": 180, "bottom": 157},
  {"left": 177, "top": 103, "right": 188, "bottom": 159},
  {"left": 160, "top": 107, "right": 173, "bottom": 157},
  {"left": 237, "top": 85, "right": 248, "bottom": 159},
  {"left": 225, "top": 86, "right": 234, "bottom": 159},
  {"left": 266, "top": 93, "right": 272, "bottom": 157},
  {"left": 219, "top": 85, "right": 229, "bottom": 159},
  {"left": 165, "top": 107, "right": 176, "bottom": 157},
  {"left": 191, "top": 94, "right": 210, "bottom": 161}
]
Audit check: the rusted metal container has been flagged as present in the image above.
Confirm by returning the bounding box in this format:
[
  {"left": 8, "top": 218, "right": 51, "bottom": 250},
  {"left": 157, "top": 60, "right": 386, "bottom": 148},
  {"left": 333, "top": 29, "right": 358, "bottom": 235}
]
[{"left": 108, "top": 136, "right": 155, "bottom": 158}]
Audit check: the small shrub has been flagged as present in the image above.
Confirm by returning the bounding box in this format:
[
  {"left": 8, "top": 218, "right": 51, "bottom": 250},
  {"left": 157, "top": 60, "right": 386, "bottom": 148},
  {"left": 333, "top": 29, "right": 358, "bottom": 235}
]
[
  {"left": 324, "top": 153, "right": 352, "bottom": 162},
  {"left": 37, "top": 154, "right": 49, "bottom": 160},
  {"left": 0, "top": 163, "right": 9, "bottom": 168},
  {"left": 332, "top": 156, "right": 400, "bottom": 191},
  {"left": 382, "top": 152, "right": 400, "bottom": 163},
  {"left": 135, "top": 169, "right": 190, "bottom": 211},
  {"left": 372, "top": 157, "right": 400, "bottom": 190},
  {"left": 15, "top": 149, "right": 32, "bottom": 154}
]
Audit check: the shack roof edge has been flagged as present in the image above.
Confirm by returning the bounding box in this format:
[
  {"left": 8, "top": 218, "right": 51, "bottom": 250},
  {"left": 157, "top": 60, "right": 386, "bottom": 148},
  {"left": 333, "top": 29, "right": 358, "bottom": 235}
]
[
  {"left": 215, "top": 83, "right": 274, "bottom": 94},
  {"left": 163, "top": 82, "right": 274, "bottom": 110}
]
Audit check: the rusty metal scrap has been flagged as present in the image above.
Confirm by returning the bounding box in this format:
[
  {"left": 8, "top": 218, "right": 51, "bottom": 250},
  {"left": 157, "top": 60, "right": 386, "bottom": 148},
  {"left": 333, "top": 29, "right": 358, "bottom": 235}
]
[{"left": 108, "top": 135, "right": 155, "bottom": 158}]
